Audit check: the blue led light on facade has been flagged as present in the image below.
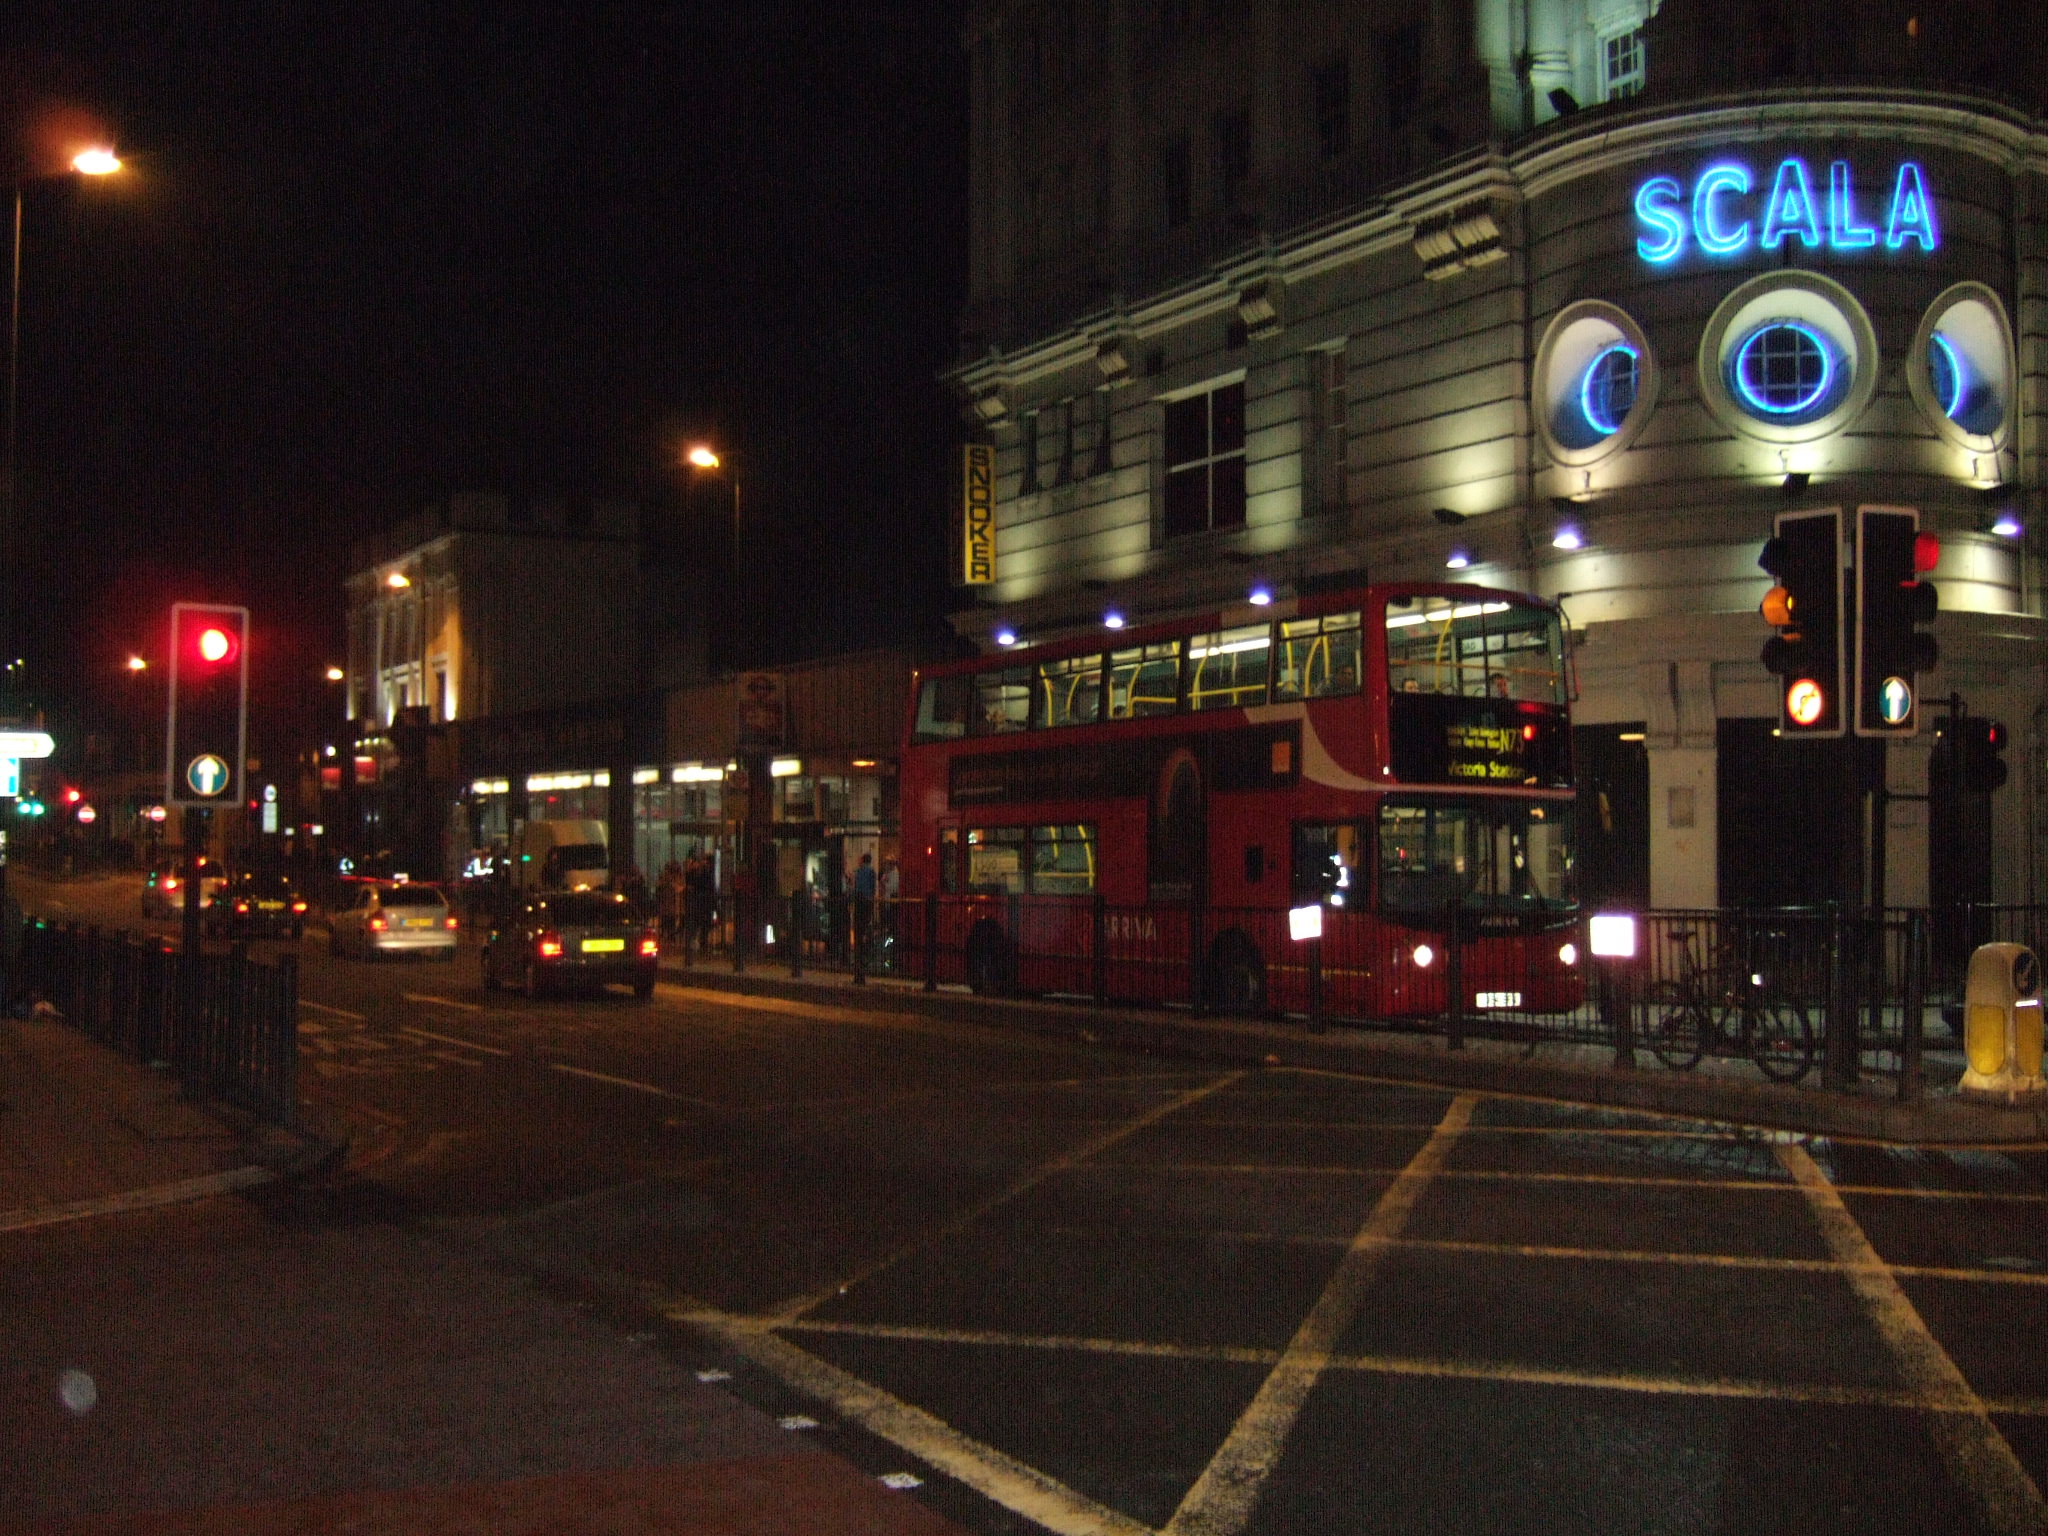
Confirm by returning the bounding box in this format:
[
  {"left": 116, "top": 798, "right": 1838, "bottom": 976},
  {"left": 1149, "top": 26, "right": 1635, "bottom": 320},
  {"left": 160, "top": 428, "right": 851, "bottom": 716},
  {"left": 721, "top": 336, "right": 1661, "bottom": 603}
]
[
  {"left": 1692, "top": 164, "right": 1753, "bottom": 256},
  {"left": 1636, "top": 157, "right": 1939, "bottom": 263},
  {"left": 1827, "top": 161, "right": 1877, "bottom": 248},
  {"left": 1927, "top": 334, "right": 1965, "bottom": 419},
  {"left": 1885, "top": 163, "right": 1938, "bottom": 250},
  {"left": 1730, "top": 321, "right": 1837, "bottom": 419},
  {"left": 1634, "top": 176, "right": 1686, "bottom": 263},
  {"left": 1759, "top": 158, "right": 1823, "bottom": 249},
  {"left": 1579, "top": 344, "right": 1640, "bottom": 436}
]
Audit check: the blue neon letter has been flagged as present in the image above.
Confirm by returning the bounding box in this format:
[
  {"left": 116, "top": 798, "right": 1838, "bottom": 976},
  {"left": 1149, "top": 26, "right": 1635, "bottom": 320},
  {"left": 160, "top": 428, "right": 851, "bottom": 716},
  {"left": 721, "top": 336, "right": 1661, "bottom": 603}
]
[
  {"left": 1827, "top": 161, "right": 1877, "bottom": 249},
  {"left": 1885, "top": 162, "right": 1939, "bottom": 250},
  {"left": 1693, "top": 164, "right": 1752, "bottom": 257},
  {"left": 1759, "top": 158, "right": 1822, "bottom": 249},
  {"left": 1634, "top": 176, "right": 1686, "bottom": 263}
]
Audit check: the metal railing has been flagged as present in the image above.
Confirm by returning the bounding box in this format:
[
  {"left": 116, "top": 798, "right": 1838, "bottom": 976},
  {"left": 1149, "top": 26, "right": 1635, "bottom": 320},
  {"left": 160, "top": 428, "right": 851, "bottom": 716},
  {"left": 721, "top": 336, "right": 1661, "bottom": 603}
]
[{"left": 15, "top": 919, "right": 300, "bottom": 1126}]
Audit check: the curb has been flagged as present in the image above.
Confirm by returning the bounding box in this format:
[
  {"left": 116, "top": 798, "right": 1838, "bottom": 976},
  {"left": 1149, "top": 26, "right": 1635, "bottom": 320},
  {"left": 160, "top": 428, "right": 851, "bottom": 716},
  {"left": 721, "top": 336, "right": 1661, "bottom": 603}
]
[{"left": 658, "top": 960, "right": 2048, "bottom": 1146}]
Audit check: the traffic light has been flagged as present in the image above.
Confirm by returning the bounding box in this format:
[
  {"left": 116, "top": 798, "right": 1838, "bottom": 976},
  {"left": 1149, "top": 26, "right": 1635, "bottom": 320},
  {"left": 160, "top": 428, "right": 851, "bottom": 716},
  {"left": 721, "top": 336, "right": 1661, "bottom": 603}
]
[
  {"left": 1952, "top": 716, "right": 2010, "bottom": 793},
  {"left": 1758, "top": 508, "right": 1844, "bottom": 737},
  {"left": 1853, "top": 506, "right": 1939, "bottom": 736},
  {"left": 166, "top": 603, "right": 249, "bottom": 808}
]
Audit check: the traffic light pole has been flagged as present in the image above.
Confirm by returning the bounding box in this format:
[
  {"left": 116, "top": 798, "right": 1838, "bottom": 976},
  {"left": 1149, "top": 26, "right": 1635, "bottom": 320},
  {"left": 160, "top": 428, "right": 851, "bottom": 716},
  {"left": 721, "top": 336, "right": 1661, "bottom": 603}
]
[{"left": 178, "top": 807, "right": 208, "bottom": 1094}]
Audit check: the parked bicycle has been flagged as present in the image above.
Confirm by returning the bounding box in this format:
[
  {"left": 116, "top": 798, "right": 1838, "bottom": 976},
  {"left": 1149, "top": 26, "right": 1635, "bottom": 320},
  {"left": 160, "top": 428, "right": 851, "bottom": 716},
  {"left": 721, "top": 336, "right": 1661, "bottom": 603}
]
[{"left": 1645, "top": 923, "right": 1816, "bottom": 1083}]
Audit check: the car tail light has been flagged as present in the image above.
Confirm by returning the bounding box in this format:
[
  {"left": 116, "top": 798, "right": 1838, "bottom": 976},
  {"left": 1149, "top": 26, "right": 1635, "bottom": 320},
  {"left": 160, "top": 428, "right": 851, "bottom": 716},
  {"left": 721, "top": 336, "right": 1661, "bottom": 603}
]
[
  {"left": 444, "top": 915, "right": 459, "bottom": 930},
  {"left": 639, "top": 933, "right": 659, "bottom": 957},
  {"left": 537, "top": 932, "right": 564, "bottom": 958},
  {"left": 369, "top": 915, "right": 388, "bottom": 931},
  {"left": 235, "top": 902, "right": 250, "bottom": 914},
  {"left": 292, "top": 901, "right": 308, "bottom": 914},
  {"left": 164, "top": 878, "right": 178, "bottom": 891}
]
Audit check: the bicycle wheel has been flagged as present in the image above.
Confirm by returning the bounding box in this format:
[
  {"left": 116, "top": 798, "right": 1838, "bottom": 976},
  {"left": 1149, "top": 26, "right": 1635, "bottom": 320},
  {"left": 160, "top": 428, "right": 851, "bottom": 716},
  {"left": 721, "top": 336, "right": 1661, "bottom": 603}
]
[
  {"left": 1748, "top": 1000, "right": 1816, "bottom": 1083},
  {"left": 1644, "top": 981, "right": 1705, "bottom": 1070}
]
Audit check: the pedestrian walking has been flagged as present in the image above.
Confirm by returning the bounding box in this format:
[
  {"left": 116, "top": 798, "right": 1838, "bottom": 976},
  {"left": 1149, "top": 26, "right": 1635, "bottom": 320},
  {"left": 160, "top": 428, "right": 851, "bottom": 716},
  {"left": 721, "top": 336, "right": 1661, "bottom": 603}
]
[
  {"left": 850, "top": 852, "right": 877, "bottom": 980},
  {"left": 683, "top": 852, "right": 715, "bottom": 958}
]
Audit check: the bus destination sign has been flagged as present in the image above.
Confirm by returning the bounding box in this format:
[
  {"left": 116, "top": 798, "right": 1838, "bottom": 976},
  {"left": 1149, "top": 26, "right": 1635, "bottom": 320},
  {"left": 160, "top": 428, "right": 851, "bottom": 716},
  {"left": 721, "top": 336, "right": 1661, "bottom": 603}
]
[
  {"left": 1445, "top": 721, "right": 1533, "bottom": 782},
  {"left": 1389, "top": 695, "right": 1569, "bottom": 788}
]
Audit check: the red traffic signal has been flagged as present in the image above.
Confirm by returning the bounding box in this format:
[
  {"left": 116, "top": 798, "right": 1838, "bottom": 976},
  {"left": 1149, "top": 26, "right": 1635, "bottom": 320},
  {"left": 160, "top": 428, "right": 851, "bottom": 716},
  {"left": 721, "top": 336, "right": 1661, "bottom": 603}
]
[
  {"left": 185, "top": 621, "right": 241, "bottom": 668},
  {"left": 167, "top": 603, "right": 250, "bottom": 808}
]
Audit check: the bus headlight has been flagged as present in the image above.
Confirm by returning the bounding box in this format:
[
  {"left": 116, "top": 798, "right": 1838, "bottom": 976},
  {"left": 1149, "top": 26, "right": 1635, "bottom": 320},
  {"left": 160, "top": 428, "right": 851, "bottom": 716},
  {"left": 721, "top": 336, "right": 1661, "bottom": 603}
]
[
  {"left": 1559, "top": 942, "right": 1579, "bottom": 966},
  {"left": 1412, "top": 944, "right": 1435, "bottom": 969}
]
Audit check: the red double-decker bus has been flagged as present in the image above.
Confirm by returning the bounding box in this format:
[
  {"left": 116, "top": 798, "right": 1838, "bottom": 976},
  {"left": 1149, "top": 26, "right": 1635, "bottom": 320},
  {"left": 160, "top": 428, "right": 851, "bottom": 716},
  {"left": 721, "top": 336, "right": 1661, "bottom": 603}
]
[{"left": 897, "top": 582, "right": 1582, "bottom": 1022}]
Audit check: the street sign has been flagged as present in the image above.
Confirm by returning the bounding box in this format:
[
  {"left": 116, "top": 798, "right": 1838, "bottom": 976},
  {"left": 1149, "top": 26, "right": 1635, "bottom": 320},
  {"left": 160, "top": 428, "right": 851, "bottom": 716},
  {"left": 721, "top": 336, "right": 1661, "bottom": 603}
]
[
  {"left": 0, "top": 757, "right": 18, "bottom": 798},
  {"left": 185, "top": 753, "right": 230, "bottom": 798},
  {"left": 0, "top": 731, "right": 54, "bottom": 758}
]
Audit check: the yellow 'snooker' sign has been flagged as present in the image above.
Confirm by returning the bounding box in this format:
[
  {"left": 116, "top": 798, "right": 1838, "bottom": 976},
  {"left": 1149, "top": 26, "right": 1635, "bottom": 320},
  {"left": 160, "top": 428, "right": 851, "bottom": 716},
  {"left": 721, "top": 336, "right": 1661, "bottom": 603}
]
[{"left": 961, "top": 443, "right": 995, "bottom": 585}]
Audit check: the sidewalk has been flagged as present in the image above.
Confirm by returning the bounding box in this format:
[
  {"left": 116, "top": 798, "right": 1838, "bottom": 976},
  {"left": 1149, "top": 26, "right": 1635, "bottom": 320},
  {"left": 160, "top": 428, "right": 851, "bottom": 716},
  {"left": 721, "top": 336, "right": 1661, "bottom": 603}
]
[
  {"left": 658, "top": 951, "right": 2048, "bottom": 1145},
  {"left": 0, "top": 1016, "right": 977, "bottom": 1536}
]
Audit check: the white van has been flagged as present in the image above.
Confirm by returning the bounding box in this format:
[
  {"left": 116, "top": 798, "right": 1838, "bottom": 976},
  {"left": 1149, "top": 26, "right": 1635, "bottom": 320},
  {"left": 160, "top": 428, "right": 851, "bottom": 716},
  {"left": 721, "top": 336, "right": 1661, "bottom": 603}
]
[{"left": 511, "top": 819, "right": 610, "bottom": 892}]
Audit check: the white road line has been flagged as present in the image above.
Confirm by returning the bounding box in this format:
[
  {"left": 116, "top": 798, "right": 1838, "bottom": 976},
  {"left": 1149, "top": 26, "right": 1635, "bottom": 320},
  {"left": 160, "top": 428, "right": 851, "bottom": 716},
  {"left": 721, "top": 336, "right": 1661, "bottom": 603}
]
[
  {"left": 0, "top": 1166, "right": 275, "bottom": 1233},
  {"left": 1164, "top": 1093, "right": 1478, "bottom": 1536},
  {"left": 299, "top": 1000, "right": 368, "bottom": 1021},
  {"left": 771, "top": 1071, "right": 1248, "bottom": 1324},
  {"left": 547, "top": 1064, "right": 728, "bottom": 1112},
  {"left": 1778, "top": 1142, "right": 2048, "bottom": 1536},
  {"left": 396, "top": 1026, "right": 511, "bottom": 1057},
  {"left": 685, "top": 1311, "right": 1153, "bottom": 1536},
  {"left": 402, "top": 992, "right": 485, "bottom": 1013}
]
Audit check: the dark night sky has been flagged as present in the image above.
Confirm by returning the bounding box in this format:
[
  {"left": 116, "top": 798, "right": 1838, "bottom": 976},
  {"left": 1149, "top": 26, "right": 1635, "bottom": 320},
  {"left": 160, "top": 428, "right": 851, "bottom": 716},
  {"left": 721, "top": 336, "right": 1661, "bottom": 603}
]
[{"left": 2, "top": 1, "right": 970, "bottom": 733}]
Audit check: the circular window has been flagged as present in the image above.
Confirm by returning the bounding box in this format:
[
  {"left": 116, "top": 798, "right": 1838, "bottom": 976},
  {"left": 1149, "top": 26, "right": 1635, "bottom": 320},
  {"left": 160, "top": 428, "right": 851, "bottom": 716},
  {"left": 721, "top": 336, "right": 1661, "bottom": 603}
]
[
  {"left": 1910, "top": 284, "right": 2013, "bottom": 447},
  {"left": 1697, "top": 272, "right": 1876, "bottom": 444},
  {"left": 1534, "top": 302, "right": 1657, "bottom": 465},
  {"left": 1728, "top": 321, "right": 1843, "bottom": 422}
]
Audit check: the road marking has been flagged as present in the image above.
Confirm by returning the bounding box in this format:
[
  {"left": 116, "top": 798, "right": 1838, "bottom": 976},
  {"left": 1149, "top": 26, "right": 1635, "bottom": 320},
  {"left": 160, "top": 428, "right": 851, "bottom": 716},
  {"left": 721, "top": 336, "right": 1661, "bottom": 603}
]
[
  {"left": 548, "top": 1064, "right": 730, "bottom": 1112},
  {"left": 397, "top": 1026, "right": 511, "bottom": 1057},
  {"left": 1164, "top": 1093, "right": 1477, "bottom": 1536},
  {"left": 682, "top": 1308, "right": 1153, "bottom": 1536},
  {"left": 300, "top": 1000, "right": 368, "bottom": 1021},
  {"left": 771, "top": 1316, "right": 2048, "bottom": 1417},
  {"left": 1778, "top": 1141, "right": 2048, "bottom": 1536},
  {"left": 0, "top": 1166, "right": 275, "bottom": 1233},
  {"left": 403, "top": 992, "right": 485, "bottom": 1013},
  {"left": 770, "top": 1071, "right": 1248, "bottom": 1324}
]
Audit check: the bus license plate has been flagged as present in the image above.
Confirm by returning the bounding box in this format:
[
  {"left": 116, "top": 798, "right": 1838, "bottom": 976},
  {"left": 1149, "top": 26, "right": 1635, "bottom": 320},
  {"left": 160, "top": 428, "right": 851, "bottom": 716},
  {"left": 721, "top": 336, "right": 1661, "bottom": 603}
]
[
  {"left": 1476, "top": 991, "right": 1522, "bottom": 1009},
  {"left": 580, "top": 937, "right": 626, "bottom": 953}
]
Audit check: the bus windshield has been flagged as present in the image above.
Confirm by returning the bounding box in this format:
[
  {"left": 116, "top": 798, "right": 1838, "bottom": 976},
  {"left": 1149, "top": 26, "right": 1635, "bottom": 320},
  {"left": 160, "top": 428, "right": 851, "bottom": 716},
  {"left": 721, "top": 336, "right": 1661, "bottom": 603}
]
[
  {"left": 1375, "top": 798, "right": 1575, "bottom": 918},
  {"left": 1385, "top": 597, "right": 1564, "bottom": 705}
]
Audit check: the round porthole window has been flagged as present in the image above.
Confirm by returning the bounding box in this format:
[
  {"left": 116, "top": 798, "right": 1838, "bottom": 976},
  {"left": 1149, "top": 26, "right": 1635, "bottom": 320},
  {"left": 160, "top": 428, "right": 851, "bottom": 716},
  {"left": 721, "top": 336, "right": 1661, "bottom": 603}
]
[
  {"left": 1697, "top": 272, "right": 1876, "bottom": 444},
  {"left": 1534, "top": 302, "right": 1657, "bottom": 465},
  {"left": 1910, "top": 284, "right": 2013, "bottom": 447}
]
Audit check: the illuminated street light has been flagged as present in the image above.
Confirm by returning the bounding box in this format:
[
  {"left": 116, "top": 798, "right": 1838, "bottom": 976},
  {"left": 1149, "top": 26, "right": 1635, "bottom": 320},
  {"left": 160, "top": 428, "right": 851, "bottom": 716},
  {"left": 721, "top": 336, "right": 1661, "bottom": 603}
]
[
  {"left": 70, "top": 149, "right": 122, "bottom": 177},
  {"left": 126, "top": 654, "right": 147, "bottom": 672},
  {"left": 686, "top": 444, "right": 721, "bottom": 470},
  {"left": 325, "top": 665, "right": 345, "bottom": 682},
  {"left": 685, "top": 442, "right": 744, "bottom": 661}
]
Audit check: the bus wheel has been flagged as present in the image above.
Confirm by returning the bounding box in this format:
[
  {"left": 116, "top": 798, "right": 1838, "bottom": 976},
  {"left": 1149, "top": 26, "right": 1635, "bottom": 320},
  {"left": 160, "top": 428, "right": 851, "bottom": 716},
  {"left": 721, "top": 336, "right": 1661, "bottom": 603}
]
[
  {"left": 1209, "top": 931, "right": 1268, "bottom": 1016},
  {"left": 965, "top": 922, "right": 1014, "bottom": 997}
]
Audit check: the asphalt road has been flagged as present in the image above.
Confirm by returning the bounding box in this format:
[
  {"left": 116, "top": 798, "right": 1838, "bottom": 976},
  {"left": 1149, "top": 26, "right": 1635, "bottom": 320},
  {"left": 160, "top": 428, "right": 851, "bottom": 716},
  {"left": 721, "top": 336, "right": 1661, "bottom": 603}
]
[{"left": 20, "top": 869, "right": 2048, "bottom": 1535}]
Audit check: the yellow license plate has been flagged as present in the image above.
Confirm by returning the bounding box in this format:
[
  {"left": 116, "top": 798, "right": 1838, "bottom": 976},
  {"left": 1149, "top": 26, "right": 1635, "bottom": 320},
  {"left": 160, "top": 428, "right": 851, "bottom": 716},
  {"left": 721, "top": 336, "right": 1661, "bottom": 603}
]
[
  {"left": 580, "top": 937, "right": 626, "bottom": 953},
  {"left": 404, "top": 917, "right": 436, "bottom": 928},
  {"left": 258, "top": 902, "right": 285, "bottom": 911}
]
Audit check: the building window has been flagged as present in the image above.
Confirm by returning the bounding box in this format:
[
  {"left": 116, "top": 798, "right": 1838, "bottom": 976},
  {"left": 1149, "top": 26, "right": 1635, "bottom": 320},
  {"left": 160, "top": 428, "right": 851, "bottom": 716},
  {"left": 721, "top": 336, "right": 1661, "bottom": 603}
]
[
  {"left": 1313, "top": 55, "right": 1350, "bottom": 161},
  {"left": 1159, "top": 134, "right": 1192, "bottom": 229},
  {"left": 1090, "top": 388, "right": 1115, "bottom": 478},
  {"left": 1019, "top": 409, "right": 1041, "bottom": 495},
  {"left": 1602, "top": 28, "right": 1646, "bottom": 99},
  {"left": 1213, "top": 108, "right": 1251, "bottom": 211},
  {"left": 1308, "top": 348, "right": 1348, "bottom": 515},
  {"left": 1163, "top": 381, "right": 1247, "bottom": 539}
]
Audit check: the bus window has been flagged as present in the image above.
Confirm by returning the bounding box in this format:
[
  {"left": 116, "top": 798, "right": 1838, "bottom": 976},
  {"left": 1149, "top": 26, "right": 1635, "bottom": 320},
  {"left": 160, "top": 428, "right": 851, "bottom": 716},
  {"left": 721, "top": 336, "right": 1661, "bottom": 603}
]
[
  {"left": 1187, "top": 623, "right": 1272, "bottom": 712},
  {"left": 1107, "top": 641, "right": 1182, "bottom": 719},
  {"left": 1385, "top": 598, "right": 1563, "bottom": 703},
  {"left": 1293, "top": 821, "right": 1368, "bottom": 907},
  {"left": 1274, "top": 613, "right": 1361, "bottom": 699},
  {"left": 1029, "top": 824, "right": 1097, "bottom": 894},
  {"left": 1377, "top": 799, "right": 1576, "bottom": 916},
  {"left": 1036, "top": 654, "right": 1104, "bottom": 728},
  {"left": 973, "top": 667, "right": 1033, "bottom": 734},
  {"left": 913, "top": 674, "right": 972, "bottom": 741},
  {"left": 965, "top": 826, "right": 1028, "bottom": 892}
]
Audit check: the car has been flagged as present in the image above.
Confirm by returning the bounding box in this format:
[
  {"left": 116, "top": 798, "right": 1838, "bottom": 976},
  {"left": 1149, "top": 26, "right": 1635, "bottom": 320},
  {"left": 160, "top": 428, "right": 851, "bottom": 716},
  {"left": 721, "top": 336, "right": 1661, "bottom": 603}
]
[
  {"left": 204, "top": 870, "right": 310, "bottom": 940},
  {"left": 141, "top": 859, "right": 225, "bottom": 920},
  {"left": 482, "top": 890, "right": 659, "bottom": 999},
  {"left": 327, "top": 880, "right": 459, "bottom": 960}
]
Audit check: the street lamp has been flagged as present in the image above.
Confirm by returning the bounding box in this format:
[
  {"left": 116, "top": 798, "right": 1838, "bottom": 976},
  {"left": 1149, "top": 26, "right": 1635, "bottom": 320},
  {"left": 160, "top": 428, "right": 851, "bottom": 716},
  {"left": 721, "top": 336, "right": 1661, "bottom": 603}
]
[
  {"left": 4, "top": 146, "right": 123, "bottom": 705},
  {"left": 684, "top": 442, "right": 743, "bottom": 659}
]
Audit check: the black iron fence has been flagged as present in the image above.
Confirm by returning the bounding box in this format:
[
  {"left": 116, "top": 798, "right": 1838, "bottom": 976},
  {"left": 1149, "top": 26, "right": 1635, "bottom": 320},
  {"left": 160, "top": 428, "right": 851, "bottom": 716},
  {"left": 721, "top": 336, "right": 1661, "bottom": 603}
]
[
  {"left": 686, "top": 891, "right": 2046, "bottom": 1102},
  {"left": 15, "top": 920, "right": 300, "bottom": 1126}
]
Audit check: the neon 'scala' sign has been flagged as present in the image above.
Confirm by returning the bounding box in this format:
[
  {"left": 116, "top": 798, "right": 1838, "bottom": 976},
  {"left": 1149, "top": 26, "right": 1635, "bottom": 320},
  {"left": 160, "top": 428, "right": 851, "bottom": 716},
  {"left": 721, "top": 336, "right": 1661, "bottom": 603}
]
[{"left": 1635, "top": 158, "right": 1937, "bottom": 264}]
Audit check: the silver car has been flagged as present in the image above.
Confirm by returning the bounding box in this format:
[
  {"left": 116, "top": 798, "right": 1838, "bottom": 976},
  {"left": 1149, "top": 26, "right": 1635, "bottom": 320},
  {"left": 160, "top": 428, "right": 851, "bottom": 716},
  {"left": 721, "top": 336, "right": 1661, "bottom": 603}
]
[{"left": 328, "top": 881, "right": 459, "bottom": 960}]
